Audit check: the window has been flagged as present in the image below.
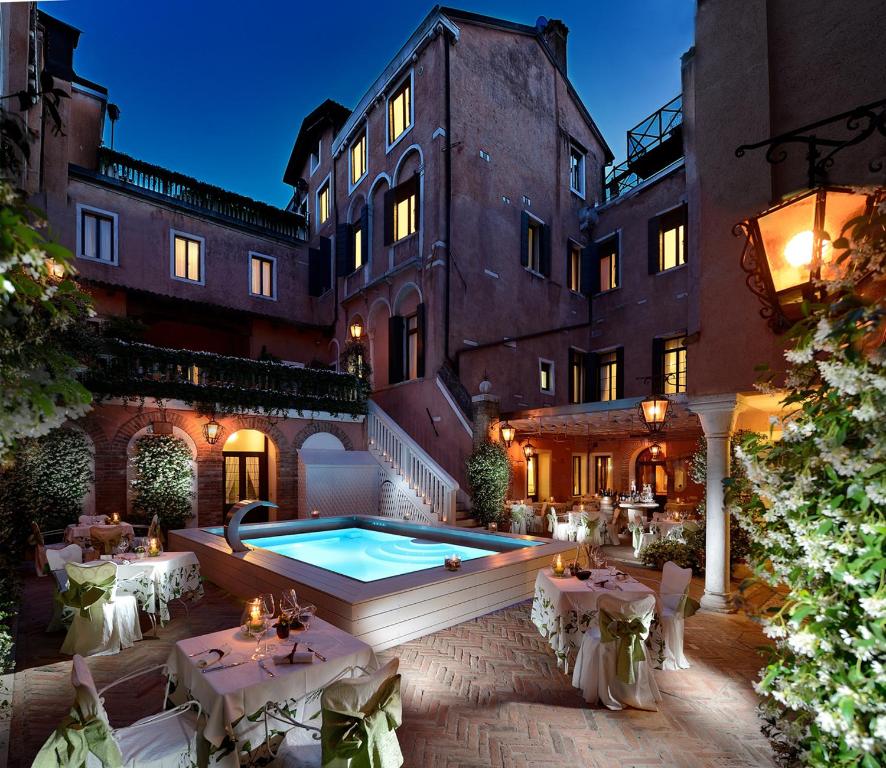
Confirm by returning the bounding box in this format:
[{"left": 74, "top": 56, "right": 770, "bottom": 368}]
[
  {"left": 405, "top": 313, "right": 420, "bottom": 381},
  {"left": 599, "top": 350, "right": 619, "bottom": 402},
  {"left": 569, "top": 348, "right": 586, "bottom": 404},
  {"left": 309, "top": 140, "right": 321, "bottom": 175},
  {"left": 569, "top": 145, "right": 585, "bottom": 197},
  {"left": 171, "top": 232, "right": 203, "bottom": 284},
  {"left": 597, "top": 235, "right": 619, "bottom": 292},
  {"left": 394, "top": 189, "right": 416, "bottom": 241},
  {"left": 539, "top": 359, "right": 554, "bottom": 395},
  {"left": 317, "top": 179, "right": 330, "bottom": 226},
  {"left": 387, "top": 76, "right": 412, "bottom": 147},
  {"left": 651, "top": 205, "right": 687, "bottom": 272},
  {"left": 77, "top": 205, "right": 117, "bottom": 265},
  {"left": 385, "top": 176, "right": 419, "bottom": 244},
  {"left": 249, "top": 253, "right": 275, "bottom": 299},
  {"left": 572, "top": 455, "right": 583, "bottom": 496},
  {"left": 662, "top": 336, "right": 687, "bottom": 393},
  {"left": 568, "top": 241, "right": 582, "bottom": 292},
  {"left": 389, "top": 304, "right": 424, "bottom": 384},
  {"left": 594, "top": 455, "right": 613, "bottom": 494},
  {"left": 527, "top": 453, "right": 537, "bottom": 498},
  {"left": 521, "top": 213, "right": 550, "bottom": 276},
  {"left": 353, "top": 223, "right": 363, "bottom": 269},
  {"left": 350, "top": 132, "right": 367, "bottom": 187}
]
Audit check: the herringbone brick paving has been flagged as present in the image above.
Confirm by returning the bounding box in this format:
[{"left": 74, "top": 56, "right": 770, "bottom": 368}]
[{"left": 9, "top": 563, "right": 775, "bottom": 767}]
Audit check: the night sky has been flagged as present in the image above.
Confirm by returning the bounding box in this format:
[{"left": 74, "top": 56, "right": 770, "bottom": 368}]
[{"left": 41, "top": 0, "right": 694, "bottom": 206}]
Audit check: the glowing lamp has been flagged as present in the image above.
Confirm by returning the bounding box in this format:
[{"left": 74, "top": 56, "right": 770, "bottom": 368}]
[
  {"left": 522, "top": 441, "right": 535, "bottom": 460},
  {"left": 202, "top": 418, "right": 224, "bottom": 445},
  {"left": 649, "top": 442, "right": 663, "bottom": 459},
  {"left": 349, "top": 319, "right": 364, "bottom": 340},
  {"left": 639, "top": 394, "right": 671, "bottom": 434},
  {"left": 499, "top": 421, "right": 515, "bottom": 447}
]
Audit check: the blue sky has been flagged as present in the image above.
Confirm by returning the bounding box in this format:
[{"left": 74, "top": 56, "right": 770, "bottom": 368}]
[{"left": 42, "top": 1, "right": 694, "bottom": 206}]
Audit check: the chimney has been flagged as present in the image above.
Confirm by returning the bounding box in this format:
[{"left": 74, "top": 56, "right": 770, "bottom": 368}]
[{"left": 539, "top": 18, "right": 568, "bottom": 73}]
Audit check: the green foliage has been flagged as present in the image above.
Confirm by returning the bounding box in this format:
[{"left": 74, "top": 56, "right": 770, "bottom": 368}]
[
  {"left": 733, "top": 198, "right": 886, "bottom": 766},
  {"left": 0, "top": 183, "right": 94, "bottom": 464},
  {"left": 466, "top": 441, "right": 512, "bottom": 524},
  {"left": 130, "top": 435, "right": 194, "bottom": 531},
  {"left": 639, "top": 537, "right": 699, "bottom": 571}
]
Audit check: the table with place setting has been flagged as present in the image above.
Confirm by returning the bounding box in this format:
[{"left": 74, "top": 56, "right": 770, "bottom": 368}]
[
  {"left": 165, "top": 615, "right": 377, "bottom": 767},
  {"left": 63, "top": 521, "right": 135, "bottom": 545}
]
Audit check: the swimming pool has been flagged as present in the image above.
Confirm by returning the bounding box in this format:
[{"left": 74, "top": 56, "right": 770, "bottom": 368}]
[{"left": 243, "top": 527, "right": 497, "bottom": 582}]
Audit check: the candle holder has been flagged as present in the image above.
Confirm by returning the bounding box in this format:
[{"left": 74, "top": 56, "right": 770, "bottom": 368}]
[
  {"left": 551, "top": 554, "right": 566, "bottom": 578},
  {"left": 310, "top": 509, "right": 320, "bottom": 519},
  {"left": 488, "top": 521, "right": 498, "bottom": 532},
  {"left": 148, "top": 537, "right": 162, "bottom": 557},
  {"left": 444, "top": 554, "right": 462, "bottom": 571},
  {"left": 110, "top": 513, "right": 120, "bottom": 525}
]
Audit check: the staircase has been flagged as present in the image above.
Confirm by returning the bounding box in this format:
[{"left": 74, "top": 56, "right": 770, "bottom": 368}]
[
  {"left": 367, "top": 401, "right": 460, "bottom": 525},
  {"left": 454, "top": 496, "right": 480, "bottom": 528}
]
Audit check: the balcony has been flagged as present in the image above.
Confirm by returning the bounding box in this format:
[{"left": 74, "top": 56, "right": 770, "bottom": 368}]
[
  {"left": 81, "top": 339, "right": 369, "bottom": 417},
  {"left": 73, "top": 148, "right": 308, "bottom": 241},
  {"left": 605, "top": 94, "right": 684, "bottom": 201}
]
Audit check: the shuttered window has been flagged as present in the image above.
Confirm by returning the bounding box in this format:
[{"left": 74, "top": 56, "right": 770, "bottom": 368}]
[
  {"left": 384, "top": 176, "right": 419, "bottom": 245},
  {"left": 597, "top": 235, "right": 619, "bottom": 292},
  {"left": 388, "top": 77, "right": 412, "bottom": 145},
  {"left": 662, "top": 336, "right": 687, "bottom": 393}
]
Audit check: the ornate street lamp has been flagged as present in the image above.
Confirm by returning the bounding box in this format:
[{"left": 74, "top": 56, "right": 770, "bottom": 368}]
[
  {"left": 649, "top": 441, "right": 663, "bottom": 459},
  {"left": 735, "top": 186, "right": 882, "bottom": 331},
  {"left": 349, "top": 319, "right": 364, "bottom": 340},
  {"left": 522, "top": 440, "right": 535, "bottom": 460},
  {"left": 499, "top": 421, "right": 515, "bottom": 448},
  {"left": 638, "top": 393, "right": 671, "bottom": 434},
  {"left": 202, "top": 417, "right": 224, "bottom": 445}
]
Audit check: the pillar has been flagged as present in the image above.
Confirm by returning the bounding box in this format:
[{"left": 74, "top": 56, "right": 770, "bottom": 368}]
[
  {"left": 688, "top": 394, "right": 738, "bottom": 613},
  {"left": 471, "top": 378, "right": 500, "bottom": 449}
]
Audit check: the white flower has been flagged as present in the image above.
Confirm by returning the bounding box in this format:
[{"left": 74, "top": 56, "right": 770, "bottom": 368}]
[
  {"left": 785, "top": 345, "right": 814, "bottom": 364},
  {"left": 816, "top": 710, "right": 840, "bottom": 735},
  {"left": 873, "top": 716, "right": 886, "bottom": 742},
  {"left": 788, "top": 630, "right": 819, "bottom": 657}
]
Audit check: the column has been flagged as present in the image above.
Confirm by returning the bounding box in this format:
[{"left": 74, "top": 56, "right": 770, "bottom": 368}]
[
  {"left": 688, "top": 394, "right": 738, "bottom": 613},
  {"left": 470, "top": 378, "right": 501, "bottom": 449}
]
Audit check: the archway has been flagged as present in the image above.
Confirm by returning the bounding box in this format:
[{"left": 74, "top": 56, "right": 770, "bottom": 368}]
[
  {"left": 635, "top": 446, "right": 668, "bottom": 503},
  {"left": 222, "top": 428, "right": 279, "bottom": 521},
  {"left": 301, "top": 432, "right": 345, "bottom": 450}
]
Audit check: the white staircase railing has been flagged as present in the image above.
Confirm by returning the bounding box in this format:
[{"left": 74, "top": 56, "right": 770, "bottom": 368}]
[{"left": 367, "top": 401, "right": 459, "bottom": 525}]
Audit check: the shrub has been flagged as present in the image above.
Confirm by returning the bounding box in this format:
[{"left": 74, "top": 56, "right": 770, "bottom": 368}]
[
  {"left": 639, "top": 538, "right": 699, "bottom": 571},
  {"left": 466, "top": 440, "right": 512, "bottom": 525},
  {"left": 130, "top": 434, "right": 194, "bottom": 531}
]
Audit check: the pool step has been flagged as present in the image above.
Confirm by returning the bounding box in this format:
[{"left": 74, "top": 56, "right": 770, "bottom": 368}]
[{"left": 454, "top": 506, "right": 480, "bottom": 528}]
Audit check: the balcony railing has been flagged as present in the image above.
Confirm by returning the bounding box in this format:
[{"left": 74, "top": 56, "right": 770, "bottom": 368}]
[
  {"left": 94, "top": 148, "right": 307, "bottom": 241},
  {"left": 81, "top": 339, "right": 369, "bottom": 417}
]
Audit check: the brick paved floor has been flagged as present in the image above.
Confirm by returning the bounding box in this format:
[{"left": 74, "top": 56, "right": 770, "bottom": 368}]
[{"left": 9, "top": 561, "right": 775, "bottom": 767}]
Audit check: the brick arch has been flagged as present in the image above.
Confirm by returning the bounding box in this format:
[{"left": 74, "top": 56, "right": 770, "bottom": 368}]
[
  {"left": 69, "top": 414, "right": 110, "bottom": 454},
  {"left": 292, "top": 422, "right": 354, "bottom": 451},
  {"left": 110, "top": 409, "right": 205, "bottom": 456},
  {"left": 223, "top": 414, "right": 289, "bottom": 454}
]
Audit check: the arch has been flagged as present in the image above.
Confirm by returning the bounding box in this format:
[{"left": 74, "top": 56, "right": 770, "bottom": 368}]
[
  {"left": 347, "top": 193, "right": 366, "bottom": 224},
  {"left": 224, "top": 414, "right": 289, "bottom": 454},
  {"left": 392, "top": 143, "right": 424, "bottom": 185},
  {"left": 301, "top": 432, "right": 346, "bottom": 450},
  {"left": 367, "top": 171, "right": 392, "bottom": 199},
  {"left": 368, "top": 298, "right": 392, "bottom": 389},
  {"left": 222, "top": 428, "right": 280, "bottom": 519},
  {"left": 62, "top": 422, "right": 97, "bottom": 517},
  {"left": 328, "top": 338, "right": 341, "bottom": 372},
  {"left": 366, "top": 297, "right": 392, "bottom": 331},
  {"left": 292, "top": 422, "right": 355, "bottom": 451},
  {"left": 392, "top": 281, "right": 423, "bottom": 315},
  {"left": 627, "top": 441, "right": 652, "bottom": 488},
  {"left": 110, "top": 409, "right": 205, "bottom": 457}
]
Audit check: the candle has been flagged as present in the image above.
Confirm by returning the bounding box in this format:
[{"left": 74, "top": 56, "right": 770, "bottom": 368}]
[
  {"left": 488, "top": 521, "right": 497, "bottom": 532},
  {"left": 248, "top": 602, "right": 264, "bottom": 632},
  {"left": 403, "top": 510, "right": 412, "bottom": 521},
  {"left": 111, "top": 512, "right": 120, "bottom": 524},
  {"left": 445, "top": 553, "right": 461, "bottom": 570},
  {"left": 148, "top": 537, "right": 160, "bottom": 556},
  {"left": 552, "top": 554, "right": 565, "bottom": 576},
  {"left": 311, "top": 509, "right": 320, "bottom": 519}
]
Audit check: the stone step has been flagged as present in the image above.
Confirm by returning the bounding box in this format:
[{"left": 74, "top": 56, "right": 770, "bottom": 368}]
[{"left": 454, "top": 518, "right": 481, "bottom": 528}]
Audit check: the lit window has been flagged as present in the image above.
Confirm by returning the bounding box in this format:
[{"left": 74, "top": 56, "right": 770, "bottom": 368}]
[
  {"left": 594, "top": 455, "right": 613, "bottom": 494},
  {"left": 250, "top": 253, "right": 275, "bottom": 299},
  {"left": 394, "top": 188, "right": 417, "bottom": 241},
  {"left": 662, "top": 337, "right": 687, "bottom": 393},
  {"left": 172, "top": 233, "right": 202, "bottom": 283},
  {"left": 527, "top": 454, "right": 537, "bottom": 497},
  {"left": 572, "top": 455, "right": 583, "bottom": 496},
  {"left": 569, "top": 349, "right": 585, "bottom": 404},
  {"left": 79, "top": 207, "right": 116, "bottom": 264},
  {"left": 309, "top": 140, "right": 321, "bottom": 175},
  {"left": 599, "top": 351, "right": 618, "bottom": 402},
  {"left": 388, "top": 78, "right": 412, "bottom": 146},
  {"left": 539, "top": 359, "right": 554, "bottom": 394},
  {"left": 317, "top": 181, "right": 330, "bottom": 225},
  {"left": 406, "top": 313, "right": 420, "bottom": 380},
  {"left": 658, "top": 207, "right": 686, "bottom": 271},
  {"left": 353, "top": 223, "right": 363, "bottom": 269},
  {"left": 598, "top": 236, "right": 619, "bottom": 292},
  {"left": 569, "top": 146, "right": 585, "bottom": 197},
  {"left": 568, "top": 242, "right": 582, "bottom": 292},
  {"left": 350, "top": 133, "right": 367, "bottom": 186},
  {"left": 526, "top": 218, "right": 542, "bottom": 273}
]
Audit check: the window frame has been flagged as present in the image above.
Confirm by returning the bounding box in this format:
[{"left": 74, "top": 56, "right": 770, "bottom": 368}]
[
  {"left": 169, "top": 229, "right": 205, "bottom": 286},
  {"left": 598, "top": 349, "right": 619, "bottom": 402},
  {"left": 349, "top": 126, "right": 368, "bottom": 191},
  {"left": 352, "top": 221, "right": 364, "bottom": 270},
  {"left": 392, "top": 180, "right": 418, "bottom": 243},
  {"left": 595, "top": 232, "right": 621, "bottom": 293},
  {"left": 76, "top": 203, "right": 119, "bottom": 266},
  {"left": 662, "top": 335, "right": 688, "bottom": 394},
  {"left": 309, "top": 139, "right": 321, "bottom": 176},
  {"left": 592, "top": 453, "right": 614, "bottom": 494},
  {"left": 385, "top": 70, "right": 414, "bottom": 153},
  {"left": 569, "top": 144, "right": 586, "bottom": 199},
  {"left": 405, "top": 311, "right": 420, "bottom": 381},
  {"left": 571, "top": 454, "right": 585, "bottom": 496},
  {"left": 316, "top": 174, "right": 332, "bottom": 228},
  {"left": 248, "top": 251, "right": 277, "bottom": 301},
  {"left": 568, "top": 346, "right": 586, "bottom": 405},
  {"left": 657, "top": 204, "right": 687, "bottom": 272},
  {"left": 567, "top": 239, "right": 583, "bottom": 294},
  {"left": 538, "top": 358, "right": 555, "bottom": 396},
  {"left": 525, "top": 212, "right": 545, "bottom": 275}
]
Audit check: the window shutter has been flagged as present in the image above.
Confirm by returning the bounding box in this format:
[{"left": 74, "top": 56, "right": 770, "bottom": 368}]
[
  {"left": 652, "top": 337, "right": 665, "bottom": 393},
  {"left": 335, "top": 223, "right": 353, "bottom": 278},
  {"left": 585, "top": 352, "right": 600, "bottom": 402},
  {"left": 383, "top": 188, "right": 395, "bottom": 245},
  {"left": 410, "top": 174, "right": 421, "bottom": 232},
  {"left": 680, "top": 203, "right": 688, "bottom": 263},
  {"left": 568, "top": 348, "right": 577, "bottom": 403},
  {"left": 615, "top": 347, "right": 625, "bottom": 399},
  {"left": 416, "top": 302, "right": 426, "bottom": 378},
  {"left": 360, "top": 205, "right": 369, "bottom": 265},
  {"left": 388, "top": 316, "right": 405, "bottom": 384},
  {"left": 648, "top": 215, "right": 660, "bottom": 274},
  {"left": 308, "top": 247, "right": 322, "bottom": 297},
  {"left": 583, "top": 241, "right": 598, "bottom": 295},
  {"left": 520, "top": 211, "right": 529, "bottom": 267},
  {"left": 319, "top": 236, "right": 332, "bottom": 293},
  {"left": 540, "top": 223, "right": 552, "bottom": 277}
]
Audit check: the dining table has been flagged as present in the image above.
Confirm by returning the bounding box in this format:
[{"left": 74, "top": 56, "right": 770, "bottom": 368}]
[
  {"left": 63, "top": 521, "right": 135, "bottom": 545},
  {"left": 166, "top": 617, "right": 377, "bottom": 767},
  {"left": 530, "top": 567, "right": 664, "bottom": 672}
]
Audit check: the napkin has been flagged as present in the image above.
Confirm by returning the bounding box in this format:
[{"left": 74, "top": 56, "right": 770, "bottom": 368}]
[{"left": 273, "top": 644, "right": 314, "bottom": 664}]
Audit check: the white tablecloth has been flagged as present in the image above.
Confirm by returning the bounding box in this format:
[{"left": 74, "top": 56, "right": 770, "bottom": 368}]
[
  {"left": 531, "top": 569, "right": 661, "bottom": 671},
  {"left": 63, "top": 522, "right": 135, "bottom": 544},
  {"left": 166, "top": 618, "right": 376, "bottom": 766}
]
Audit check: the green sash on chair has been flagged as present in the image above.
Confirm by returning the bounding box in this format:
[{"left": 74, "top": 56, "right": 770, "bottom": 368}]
[
  {"left": 599, "top": 608, "right": 652, "bottom": 685},
  {"left": 61, "top": 572, "right": 117, "bottom": 620},
  {"left": 675, "top": 589, "right": 700, "bottom": 618},
  {"left": 629, "top": 524, "right": 642, "bottom": 551},
  {"left": 321, "top": 674, "right": 403, "bottom": 768},
  {"left": 32, "top": 706, "right": 123, "bottom": 768}
]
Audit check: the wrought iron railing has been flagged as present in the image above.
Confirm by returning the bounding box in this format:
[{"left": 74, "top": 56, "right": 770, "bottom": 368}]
[
  {"left": 627, "top": 94, "right": 683, "bottom": 161},
  {"left": 94, "top": 148, "right": 307, "bottom": 240},
  {"left": 82, "top": 339, "right": 369, "bottom": 417}
]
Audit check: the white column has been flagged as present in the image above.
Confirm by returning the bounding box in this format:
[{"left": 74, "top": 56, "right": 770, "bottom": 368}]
[{"left": 688, "top": 394, "right": 739, "bottom": 613}]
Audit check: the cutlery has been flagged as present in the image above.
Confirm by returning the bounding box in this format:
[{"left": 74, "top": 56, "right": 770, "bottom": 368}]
[
  {"left": 202, "top": 660, "right": 248, "bottom": 673},
  {"left": 258, "top": 659, "right": 276, "bottom": 677},
  {"left": 188, "top": 647, "right": 223, "bottom": 658},
  {"left": 306, "top": 646, "right": 327, "bottom": 662}
]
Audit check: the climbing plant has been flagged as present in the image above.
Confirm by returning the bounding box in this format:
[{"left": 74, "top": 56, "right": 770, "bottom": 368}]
[
  {"left": 466, "top": 441, "right": 512, "bottom": 525},
  {"left": 130, "top": 434, "right": 194, "bottom": 531}
]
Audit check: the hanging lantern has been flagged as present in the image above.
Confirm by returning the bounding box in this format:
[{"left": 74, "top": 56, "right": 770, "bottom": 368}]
[
  {"left": 202, "top": 417, "right": 224, "bottom": 445},
  {"left": 649, "top": 441, "right": 663, "bottom": 459},
  {"left": 499, "top": 421, "right": 515, "bottom": 447},
  {"left": 522, "top": 440, "right": 535, "bottom": 460},
  {"left": 639, "top": 394, "right": 670, "bottom": 434},
  {"left": 349, "top": 318, "right": 364, "bottom": 340}
]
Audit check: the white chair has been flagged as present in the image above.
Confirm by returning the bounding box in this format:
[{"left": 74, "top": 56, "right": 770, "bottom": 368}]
[
  {"left": 272, "top": 658, "right": 403, "bottom": 768},
  {"left": 547, "top": 510, "right": 573, "bottom": 541},
  {"left": 31, "top": 521, "right": 70, "bottom": 576},
  {"left": 659, "top": 560, "right": 699, "bottom": 671},
  {"left": 635, "top": 525, "right": 657, "bottom": 557},
  {"left": 46, "top": 543, "right": 83, "bottom": 572},
  {"left": 571, "top": 593, "right": 661, "bottom": 711},
  {"left": 582, "top": 513, "right": 606, "bottom": 546},
  {"left": 33, "top": 655, "right": 201, "bottom": 768},
  {"left": 60, "top": 561, "right": 142, "bottom": 656}
]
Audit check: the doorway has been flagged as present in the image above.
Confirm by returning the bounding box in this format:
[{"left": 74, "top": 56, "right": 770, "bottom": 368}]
[
  {"left": 635, "top": 447, "right": 668, "bottom": 504},
  {"left": 222, "top": 429, "right": 274, "bottom": 520}
]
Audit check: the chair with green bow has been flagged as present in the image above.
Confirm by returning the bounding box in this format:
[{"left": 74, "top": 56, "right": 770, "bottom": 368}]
[
  {"left": 60, "top": 561, "right": 142, "bottom": 656},
  {"left": 31, "top": 521, "right": 71, "bottom": 577},
  {"left": 547, "top": 509, "right": 571, "bottom": 541},
  {"left": 33, "top": 654, "right": 201, "bottom": 768},
  {"left": 272, "top": 658, "right": 403, "bottom": 768},
  {"left": 571, "top": 593, "right": 661, "bottom": 711},
  {"left": 659, "top": 560, "right": 699, "bottom": 670}
]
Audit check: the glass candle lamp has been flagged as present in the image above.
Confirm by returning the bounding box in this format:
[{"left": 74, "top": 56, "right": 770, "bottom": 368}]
[
  {"left": 552, "top": 554, "right": 566, "bottom": 577},
  {"left": 311, "top": 509, "right": 320, "bottom": 519},
  {"left": 148, "top": 537, "right": 161, "bottom": 556}
]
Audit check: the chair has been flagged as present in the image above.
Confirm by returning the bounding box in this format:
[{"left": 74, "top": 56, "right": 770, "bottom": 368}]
[
  {"left": 571, "top": 593, "right": 661, "bottom": 711},
  {"left": 46, "top": 543, "right": 83, "bottom": 572},
  {"left": 60, "top": 561, "right": 142, "bottom": 656},
  {"left": 33, "top": 655, "right": 200, "bottom": 768},
  {"left": 89, "top": 525, "right": 129, "bottom": 555},
  {"left": 78, "top": 514, "right": 109, "bottom": 527},
  {"left": 547, "top": 510, "right": 573, "bottom": 541},
  {"left": 636, "top": 525, "right": 657, "bottom": 557},
  {"left": 31, "top": 521, "right": 70, "bottom": 576},
  {"left": 659, "top": 560, "right": 699, "bottom": 671},
  {"left": 580, "top": 513, "right": 605, "bottom": 546},
  {"left": 272, "top": 658, "right": 403, "bottom": 768}
]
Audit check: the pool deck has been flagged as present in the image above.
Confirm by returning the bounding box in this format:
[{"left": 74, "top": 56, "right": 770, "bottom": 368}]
[{"left": 170, "top": 516, "right": 576, "bottom": 650}]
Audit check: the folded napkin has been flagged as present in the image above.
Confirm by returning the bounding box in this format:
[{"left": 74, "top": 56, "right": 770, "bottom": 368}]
[{"left": 273, "top": 644, "right": 314, "bottom": 664}]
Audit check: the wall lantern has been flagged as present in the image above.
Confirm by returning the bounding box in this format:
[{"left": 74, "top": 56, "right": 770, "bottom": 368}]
[
  {"left": 202, "top": 417, "right": 224, "bottom": 445},
  {"left": 638, "top": 394, "right": 671, "bottom": 434},
  {"left": 649, "top": 441, "right": 663, "bottom": 459},
  {"left": 735, "top": 186, "right": 882, "bottom": 331},
  {"left": 522, "top": 440, "right": 535, "bottom": 460},
  {"left": 349, "top": 319, "right": 364, "bottom": 340},
  {"left": 499, "top": 421, "right": 515, "bottom": 447}
]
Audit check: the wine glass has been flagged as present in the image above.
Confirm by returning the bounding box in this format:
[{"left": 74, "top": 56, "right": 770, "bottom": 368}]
[
  {"left": 115, "top": 537, "right": 129, "bottom": 557},
  {"left": 260, "top": 593, "right": 276, "bottom": 653},
  {"left": 249, "top": 614, "right": 270, "bottom": 660},
  {"left": 280, "top": 588, "right": 298, "bottom": 615},
  {"left": 298, "top": 603, "right": 316, "bottom": 631}
]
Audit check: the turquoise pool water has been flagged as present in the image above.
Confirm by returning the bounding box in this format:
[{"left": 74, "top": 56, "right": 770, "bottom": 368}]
[{"left": 243, "top": 527, "right": 498, "bottom": 582}]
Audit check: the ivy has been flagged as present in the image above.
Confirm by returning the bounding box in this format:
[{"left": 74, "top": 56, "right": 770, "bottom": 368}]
[
  {"left": 466, "top": 441, "right": 512, "bottom": 525},
  {"left": 129, "top": 434, "right": 194, "bottom": 531}
]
